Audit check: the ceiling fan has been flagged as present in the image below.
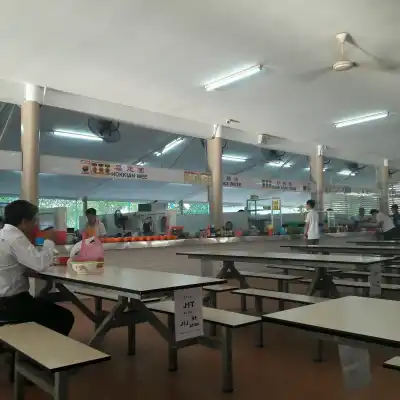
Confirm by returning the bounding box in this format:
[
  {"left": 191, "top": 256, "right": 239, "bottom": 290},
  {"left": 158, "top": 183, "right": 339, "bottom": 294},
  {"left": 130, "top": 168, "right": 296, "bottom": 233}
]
[{"left": 301, "top": 32, "right": 400, "bottom": 80}]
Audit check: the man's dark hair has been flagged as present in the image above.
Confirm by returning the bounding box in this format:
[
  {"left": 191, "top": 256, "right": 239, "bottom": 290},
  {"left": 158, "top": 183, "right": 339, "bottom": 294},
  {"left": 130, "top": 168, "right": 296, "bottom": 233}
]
[
  {"left": 86, "top": 208, "right": 97, "bottom": 216},
  {"left": 370, "top": 209, "right": 378, "bottom": 215},
  {"left": 4, "top": 200, "right": 38, "bottom": 226},
  {"left": 306, "top": 199, "right": 315, "bottom": 208},
  {"left": 391, "top": 204, "right": 398, "bottom": 210}
]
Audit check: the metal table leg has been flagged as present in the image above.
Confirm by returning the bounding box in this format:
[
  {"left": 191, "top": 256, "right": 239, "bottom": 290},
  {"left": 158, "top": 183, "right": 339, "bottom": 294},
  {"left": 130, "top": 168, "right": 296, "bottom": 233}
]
[
  {"left": 13, "top": 353, "right": 25, "bottom": 400},
  {"left": 167, "top": 314, "right": 178, "bottom": 371},
  {"left": 220, "top": 327, "right": 233, "bottom": 393},
  {"left": 127, "top": 300, "right": 136, "bottom": 355},
  {"left": 254, "top": 297, "right": 264, "bottom": 347},
  {"left": 54, "top": 371, "right": 68, "bottom": 400},
  {"left": 308, "top": 268, "right": 340, "bottom": 362},
  {"left": 278, "top": 280, "right": 285, "bottom": 310},
  {"left": 208, "top": 292, "right": 217, "bottom": 336}
]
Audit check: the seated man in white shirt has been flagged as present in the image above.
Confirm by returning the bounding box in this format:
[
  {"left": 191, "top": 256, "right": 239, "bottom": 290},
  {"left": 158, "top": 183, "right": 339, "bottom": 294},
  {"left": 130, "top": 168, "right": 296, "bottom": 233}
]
[
  {"left": 370, "top": 209, "right": 398, "bottom": 240},
  {"left": 0, "top": 200, "right": 74, "bottom": 336}
]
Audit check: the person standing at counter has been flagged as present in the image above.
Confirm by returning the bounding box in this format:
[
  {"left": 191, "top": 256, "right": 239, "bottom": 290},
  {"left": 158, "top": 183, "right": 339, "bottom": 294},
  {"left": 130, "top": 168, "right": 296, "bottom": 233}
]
[
  {"left": 0, "top": 200, "right": 74, "bottom": 336},
  {"left": 304, "top": 199, "right": 320, "bottom": 245},
  {"left": 370, "top": 209, "right": 398, "bottom": 240},
  {"left": 83, "top": 208, "right": 107, "bottom": 238}
]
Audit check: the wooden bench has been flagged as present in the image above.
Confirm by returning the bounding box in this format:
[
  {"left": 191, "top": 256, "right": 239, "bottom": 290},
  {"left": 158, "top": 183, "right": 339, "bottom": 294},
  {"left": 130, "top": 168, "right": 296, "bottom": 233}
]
[
  {"left": 238, "top": 271, "right": 302, "bottom": 311},
  {"left": 383, "top": 356, "right": 400, "bottom": 371},
  {"left": 239, "top": 271, "right": 302, "bottom": 292},
  {"left": 300, "top": 278, "right": 400, "bottom": 296},
  {"left": 341, "top": 270, "right": 400, "bottom": 281},
  {"left": 232, "top": 288, "right": 324, "bottom": 349},
  {"left": 203, "top": 284, "right": 238, "bottom": 308},
  {"left": 147, "top": 300, "right": 260, "bottom": 392},
  {"left": 0, "top": 322, "right": 110, "bottom": 400}
]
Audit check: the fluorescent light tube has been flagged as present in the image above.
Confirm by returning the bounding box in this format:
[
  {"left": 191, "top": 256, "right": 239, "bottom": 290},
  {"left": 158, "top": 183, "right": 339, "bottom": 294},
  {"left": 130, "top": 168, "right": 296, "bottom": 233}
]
[
  {"left": 338, "top": 169, "right": 356, "bottom": 176},
  {"left": 154, "top": 138, "right": 184, "bottom": 157},
  {"left": 304, "top": 167, "right": 327, "bottom": 171},
  {"left": 53, "top": 130, "right": 102, "bottom": 141},
  {"left": 334, "top": 111, "right": 388, "bottom": 128},
  {"left": 205, "top": 65, "right": 262, "bottom": 91},
  {"left": 267, "top": 161, "right": 292, "bottom": 168},
  {"left": 136, "top": 161, "right": 146, "bottom": 166},
  {"left": 222, "top": 155, "right": 247, "bottom": 162},
  {"left": 163, "top": 137, "right": 184, "bottom": 153}
]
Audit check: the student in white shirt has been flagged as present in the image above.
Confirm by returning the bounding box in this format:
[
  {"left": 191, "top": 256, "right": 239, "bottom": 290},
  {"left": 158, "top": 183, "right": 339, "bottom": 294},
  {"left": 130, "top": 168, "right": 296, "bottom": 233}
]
[
  {"left": 370, "top": 209, "right": 398, "bottom": 240},
  {"left": 304, "top": 199, "right": 320, "bottom": 245},
  {"left": 0, "top": 200, "right": 74, "bottom": 336}
]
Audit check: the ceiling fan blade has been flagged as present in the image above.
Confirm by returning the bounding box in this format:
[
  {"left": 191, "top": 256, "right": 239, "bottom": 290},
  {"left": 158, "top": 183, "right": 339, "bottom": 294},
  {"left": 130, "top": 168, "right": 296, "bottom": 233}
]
[{"left": 347, "top": 38, "right": 400, "bottom": 72}]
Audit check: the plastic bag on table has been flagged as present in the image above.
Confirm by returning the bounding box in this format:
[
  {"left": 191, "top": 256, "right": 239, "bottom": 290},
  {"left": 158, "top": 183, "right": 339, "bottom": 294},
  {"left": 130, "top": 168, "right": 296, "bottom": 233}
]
[{"left": 70, "top": 235, "right": 104, "bottom": 262}]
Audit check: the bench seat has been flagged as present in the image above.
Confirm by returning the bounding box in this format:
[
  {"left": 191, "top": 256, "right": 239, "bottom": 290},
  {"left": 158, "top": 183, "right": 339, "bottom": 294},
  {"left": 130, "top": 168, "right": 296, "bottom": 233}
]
[
  {"left": 232, "top": 288, "right": 324, "bottom": 306},
  {"left": 147, "top": 300, "right": 260, "bottom": 328},
  {"left": 383, "top": 356, "right": 400, "bottom": 371},
  {"left": 240, "top": 271, "right": 302, "bottom": 281},
  {"left": 203, "top": 284, "right": 238, "bottom": 293},
  {"left": 0, "top": 322, "right": 110, "bottom": 399},
  {"left": 147, "top": 300, "right": 260, "bottom": 392},
  {"left": 341, "top": 270, "right": 400, "bottom": 279},
  {"left": 300, "top": 278, "right": 400, "bottom": 291}
]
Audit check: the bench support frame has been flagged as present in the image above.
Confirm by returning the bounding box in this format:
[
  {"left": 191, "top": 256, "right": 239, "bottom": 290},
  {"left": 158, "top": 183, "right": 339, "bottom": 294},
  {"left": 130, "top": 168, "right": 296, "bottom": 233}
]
[{"left": 14, "top": 353, "right": 69, "bottom": 400}]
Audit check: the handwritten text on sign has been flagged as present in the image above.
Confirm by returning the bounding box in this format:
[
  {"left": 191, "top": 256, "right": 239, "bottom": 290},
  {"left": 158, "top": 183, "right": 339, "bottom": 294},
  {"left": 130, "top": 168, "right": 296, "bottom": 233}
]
[{"left": 174, "top": 287, "right": 204, "bottom": 341}]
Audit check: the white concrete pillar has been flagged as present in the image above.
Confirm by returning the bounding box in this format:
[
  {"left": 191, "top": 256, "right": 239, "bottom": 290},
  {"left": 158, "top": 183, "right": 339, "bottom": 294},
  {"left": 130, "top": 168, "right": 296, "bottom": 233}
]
[
  {"left": 178, "top": 200, "right": 184, "bottom": 215},
  {"left": 309, "top": 145, "right": 324, "bottom": 213},
  {"left": 206, "top": 125, "right": 223, "bottom": 229},
  {"left": 82, "top": 196, "right": 88, "bottom": 215},
  {"left": 21, "top": 83, "right": 42, "bottom": 205},
  {"left": 377, "top": 159, "right": 389, "bottom": 213}
]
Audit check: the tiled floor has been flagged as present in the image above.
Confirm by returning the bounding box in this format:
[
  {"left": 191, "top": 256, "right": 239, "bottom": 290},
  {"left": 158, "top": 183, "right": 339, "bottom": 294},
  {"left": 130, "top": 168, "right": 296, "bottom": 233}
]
[{"left": 1, "top": 293, "right": 399, "bottom": 400}]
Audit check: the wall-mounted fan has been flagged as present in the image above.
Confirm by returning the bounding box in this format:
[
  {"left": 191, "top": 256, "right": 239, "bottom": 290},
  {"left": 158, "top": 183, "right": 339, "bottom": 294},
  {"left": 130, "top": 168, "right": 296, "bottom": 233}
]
[
  {"left": 261, "top": 149, "right": 285, "bottom": 161},
  {"left": 114, "top": 210, "right": 128, "bottom": 231},
  {"left": 345, "top": 162, "right": 366, "bottom": 175},
  {"left": 88, "top": 118, "right": 121, "bottom": 143}
]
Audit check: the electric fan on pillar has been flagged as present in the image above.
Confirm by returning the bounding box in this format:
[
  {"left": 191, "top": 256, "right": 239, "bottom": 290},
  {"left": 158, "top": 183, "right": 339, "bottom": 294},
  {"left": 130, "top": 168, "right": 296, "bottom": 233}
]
[{"left": 114, "top": 210, "right": 128, "bottom": 235}]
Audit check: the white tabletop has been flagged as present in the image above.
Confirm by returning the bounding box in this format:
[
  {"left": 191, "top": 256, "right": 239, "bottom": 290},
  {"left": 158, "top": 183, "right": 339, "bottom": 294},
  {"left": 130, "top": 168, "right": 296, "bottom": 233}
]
[
  {"left": 263, "top": 296, "right": 400, "bottom": 347},
  {"left": 38, "top": 266, "right": 225, "bottom": 296},
  {"left": 177, "top": 250, "right": 392, "bottom": 265},
  {"left": 282, "top": 244, "right": 400, "bottom": 255},
  {"left": 348, "top": 240, "right": 400, "bottom": 246}
]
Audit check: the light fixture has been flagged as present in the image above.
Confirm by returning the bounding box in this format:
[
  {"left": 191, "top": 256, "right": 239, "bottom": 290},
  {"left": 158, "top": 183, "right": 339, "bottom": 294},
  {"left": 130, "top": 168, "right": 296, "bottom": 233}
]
[
  {"left": 338, "top": 169, "right": 356, "bottom": 176},
  {"left": 154, "top": 138, "right": 184, "bottom": 156},
  {"left": 334, "top": 111, "right": 388, "bottom": 128},
  {"left": 205, "top": 65, "right": 263, "bottom": 91},
  {"left": 304, "top": 167, "right": 327, "bottom": 172},
  {"left": 267, "top": 161, "right": 292, "bottom": 168},
  {"left": 53, "top": 130, "right": 102, "bottom": 141},
  {"left": 136, "top": 161, "right": 146, "bottom": 166},
  {"left": 222, "top": 155, "right": 248, "bottom": 162}
]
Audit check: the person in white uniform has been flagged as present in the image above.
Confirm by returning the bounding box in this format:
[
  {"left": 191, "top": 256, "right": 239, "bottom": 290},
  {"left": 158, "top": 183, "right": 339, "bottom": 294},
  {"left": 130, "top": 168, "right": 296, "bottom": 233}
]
[
  {"left": 0, "top": 200, "right": 74, "bottom": 335},
  {"left": 304, "top": 199, "right": 320, "bottom": 245},
  {"left": 370, "top": 209, "right": 398, "bottom": 240}
]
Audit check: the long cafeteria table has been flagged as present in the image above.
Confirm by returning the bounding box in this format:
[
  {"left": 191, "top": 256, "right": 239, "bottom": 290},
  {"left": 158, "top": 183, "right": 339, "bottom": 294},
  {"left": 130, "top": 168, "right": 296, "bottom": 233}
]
[
  {"left": 177, "top": 250, "right": 393, "bottom": 298},
  {"left": 281, "top": 243, "right": 400, "bottom": 257},
  {"left": 348, "top": 240, "right": 400, "bottom": 246},
  {"left": 32, "top": 266, "right": 225, "bottom": 349},
  {"left": 263, "top": 296, "right": 400, "bottom": 392}
]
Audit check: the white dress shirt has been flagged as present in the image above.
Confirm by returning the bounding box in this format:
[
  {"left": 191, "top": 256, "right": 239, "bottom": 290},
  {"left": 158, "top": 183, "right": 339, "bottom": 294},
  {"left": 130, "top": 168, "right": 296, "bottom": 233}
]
[{"left": 0, "top": 224, "right": 55, "bottom": 297}]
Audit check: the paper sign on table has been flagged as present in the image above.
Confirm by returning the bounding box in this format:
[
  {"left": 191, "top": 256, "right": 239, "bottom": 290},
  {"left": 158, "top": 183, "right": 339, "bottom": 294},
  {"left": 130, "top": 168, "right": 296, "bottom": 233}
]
[
  {"left": 338, "top": 345, "right": 371, "bottom": 391},
  {"left": 174, "top": 287, "right": 204, "bottom": 341},
  {"left": 368, "top": 263, "right": 382, "bottom": 297}
]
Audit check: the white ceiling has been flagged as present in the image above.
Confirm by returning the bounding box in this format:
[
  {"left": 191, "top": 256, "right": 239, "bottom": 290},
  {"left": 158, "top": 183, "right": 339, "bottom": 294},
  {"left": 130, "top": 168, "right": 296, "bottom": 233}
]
[{"left": 0, "top": 0, "right": 398, "bottom": 203}]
